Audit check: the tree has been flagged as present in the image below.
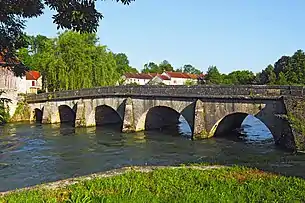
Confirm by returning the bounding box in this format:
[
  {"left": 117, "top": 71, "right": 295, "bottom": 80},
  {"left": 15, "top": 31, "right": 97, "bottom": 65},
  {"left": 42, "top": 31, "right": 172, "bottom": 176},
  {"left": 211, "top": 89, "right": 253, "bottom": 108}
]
[
  {"left": 226, "top": 70, "right": 255, "bottom": 85},
  {"left": 114, "top": 53, "right": 137, "bottom": 74},
  {"left": 179, "top": 64, "right": 202, "bottom": 75},
  {"left": 0, "top": 0, "right": 135, "bottom": 75},
  {"left": 204, "top": 66, "right": 223, "bottom": 84},
  {"left": 142, "top": 60, "right": 174, "bottom": 73},
  {"left": 142, "top": 62, "right": 160, "bottom": 73},
  {"left": 271, "top": 50, "right": 305, "bottom": 85},
  {"left": 17, "top": 31, "right": 126, "bottom": 91},
  {"left": 257, "top": 65, "right": 276, "bottom": 85},
  {"left": 276, "top": 72, "right": 288, "bottom": 85},
  {"left": 158, "top": 60, "right": 174, "bottom": 72}
]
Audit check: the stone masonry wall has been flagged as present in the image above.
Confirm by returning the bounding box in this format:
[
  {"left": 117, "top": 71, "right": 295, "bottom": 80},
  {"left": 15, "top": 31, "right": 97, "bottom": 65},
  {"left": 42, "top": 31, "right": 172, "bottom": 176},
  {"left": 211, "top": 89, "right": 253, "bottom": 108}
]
[{"left": 26, "top": 85, "right": 305, "bottom": 103}]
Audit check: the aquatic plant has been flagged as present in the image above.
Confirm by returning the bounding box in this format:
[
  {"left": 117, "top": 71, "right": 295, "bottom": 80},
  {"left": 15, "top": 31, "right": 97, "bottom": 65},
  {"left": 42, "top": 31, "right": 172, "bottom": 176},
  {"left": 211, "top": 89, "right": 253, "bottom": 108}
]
[{"left": 0, "top": 91, "right": 11, "bottom": 124}]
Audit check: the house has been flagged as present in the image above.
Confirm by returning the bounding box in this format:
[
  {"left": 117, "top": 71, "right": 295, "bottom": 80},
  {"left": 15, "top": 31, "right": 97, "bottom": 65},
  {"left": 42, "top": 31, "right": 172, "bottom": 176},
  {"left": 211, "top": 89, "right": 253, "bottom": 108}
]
[
  {"left": 0, "top": 52, "right": 42, "bottom": 94},
  {"left": 25, "top": 71, "right": 42, "bottom": 94},
  {"left": 0, "top": 68, "right": 42, "bottom": 94},
  {"left": 122, "top": 73, "right": 155, "bottom": 85},
  {"left": 122, "top": 71, "right": 204, "bottom": 85},
  {"left": 161, "top": 71, "right": 199, "bottom": 85},
  {"left": 147, "top": 74, "right": 171, "bottom": 85}
]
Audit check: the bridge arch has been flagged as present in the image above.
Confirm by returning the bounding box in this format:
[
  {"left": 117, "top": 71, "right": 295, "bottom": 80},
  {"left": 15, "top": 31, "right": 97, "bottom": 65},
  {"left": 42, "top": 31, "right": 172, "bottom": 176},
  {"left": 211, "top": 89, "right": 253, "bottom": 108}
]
[
  {"left": 135, "top": 106, "right": 192, "bottom": 134},
  {"left": 95, "top": 105, "right": 123, "bottom": 127},
  {"left": 58, "top": 104, "right": 77, "bottom": 124},
  {"left": 210, "top": 112, "right": 275, "bottom": 141},
  {"left": 33, "top": 107, "right": 43, "bottom": 122}
]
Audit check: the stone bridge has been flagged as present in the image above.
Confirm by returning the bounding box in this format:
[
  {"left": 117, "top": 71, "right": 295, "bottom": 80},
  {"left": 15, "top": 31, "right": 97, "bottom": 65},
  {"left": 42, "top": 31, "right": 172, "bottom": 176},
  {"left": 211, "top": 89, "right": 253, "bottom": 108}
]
[{"left": 25, "top": 85, "right": 305, "bottom": 152}]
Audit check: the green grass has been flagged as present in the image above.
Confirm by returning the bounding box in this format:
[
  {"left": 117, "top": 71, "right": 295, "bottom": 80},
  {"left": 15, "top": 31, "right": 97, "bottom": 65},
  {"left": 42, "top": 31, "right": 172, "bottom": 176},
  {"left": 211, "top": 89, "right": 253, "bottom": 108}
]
[{"left": 1, "top": 166, "right": 305, "bottom": 203}]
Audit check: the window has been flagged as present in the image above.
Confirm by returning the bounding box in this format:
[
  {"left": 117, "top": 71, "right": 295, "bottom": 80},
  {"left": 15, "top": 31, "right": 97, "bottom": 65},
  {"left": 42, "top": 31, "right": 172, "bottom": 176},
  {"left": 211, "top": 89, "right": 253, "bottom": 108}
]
[{"left": 32, "top": 81, "right": 35, "bottom": 86}]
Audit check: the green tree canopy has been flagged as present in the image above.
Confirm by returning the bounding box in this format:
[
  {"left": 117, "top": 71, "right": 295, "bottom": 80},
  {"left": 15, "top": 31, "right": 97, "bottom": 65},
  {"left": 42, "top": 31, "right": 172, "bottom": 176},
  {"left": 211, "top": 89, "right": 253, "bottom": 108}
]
[
  {"left": 256, "top": 65, "right": 276, "bottom": 85},
  {"left": 226, "top": 70, "right": 255, "bottom": 85},
  {"left": 17, "top": 31, "right": 135, "bottom": 91},
  {"left": 204, "top": 66, "right": 223, "bottom": 84},
  {"left": 142, "top": 60, "right": 174, "bottom": 73},
  {"left": 114, "top": 53, "right": 138, "bottom": 74},
  {"left": 177, "top": 64, "right": 202, "bottom": 75},
  {"left": 0, "top": 0, "right": 135, "bottom": 75}
]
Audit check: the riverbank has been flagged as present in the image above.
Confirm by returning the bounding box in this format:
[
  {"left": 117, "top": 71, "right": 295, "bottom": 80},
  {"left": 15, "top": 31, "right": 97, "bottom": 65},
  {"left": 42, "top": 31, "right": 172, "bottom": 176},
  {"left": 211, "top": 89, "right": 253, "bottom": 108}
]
[{"left": 1, "top": 165, "right": 305, "bottom": 202}]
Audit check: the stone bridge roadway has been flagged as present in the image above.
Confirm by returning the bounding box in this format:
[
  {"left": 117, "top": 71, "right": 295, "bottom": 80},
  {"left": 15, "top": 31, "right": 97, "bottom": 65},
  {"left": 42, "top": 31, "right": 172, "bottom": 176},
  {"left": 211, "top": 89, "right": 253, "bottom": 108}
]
[{"left": 25, "top": 85, "right": 305, "bottom": 152}]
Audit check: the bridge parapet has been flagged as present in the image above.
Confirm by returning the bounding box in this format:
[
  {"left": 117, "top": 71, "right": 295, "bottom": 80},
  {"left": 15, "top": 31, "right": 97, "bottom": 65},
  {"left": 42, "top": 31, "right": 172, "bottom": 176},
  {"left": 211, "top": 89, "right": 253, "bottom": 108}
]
[{"left": 26, "top": 85, "right": 305, "bottom": 103}]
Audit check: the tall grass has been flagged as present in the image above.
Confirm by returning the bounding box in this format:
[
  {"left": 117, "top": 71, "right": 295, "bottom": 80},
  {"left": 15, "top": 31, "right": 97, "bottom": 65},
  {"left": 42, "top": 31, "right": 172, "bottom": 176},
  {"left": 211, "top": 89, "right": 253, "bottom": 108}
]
[{"left": 1, "top": 166, "right": 305, "bottom": 203}]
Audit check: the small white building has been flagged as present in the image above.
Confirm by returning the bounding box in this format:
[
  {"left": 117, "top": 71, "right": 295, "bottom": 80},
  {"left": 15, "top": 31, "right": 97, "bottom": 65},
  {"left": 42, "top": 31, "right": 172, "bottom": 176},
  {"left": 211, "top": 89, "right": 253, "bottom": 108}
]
[
  {"left": 0, "top": 68, "right": 42, "bottom": 94},
  {"left": 25, "top": 71, "right": 42, "bottom": 94},
  {"left": 122, "top": 71, "right": 202, "bottom": 86},
  {"left": 161, "top": 71, "right": 199, "bottom": 85},
  {"left": 122, "top": 73, "right": 155, "bottom": 85}
]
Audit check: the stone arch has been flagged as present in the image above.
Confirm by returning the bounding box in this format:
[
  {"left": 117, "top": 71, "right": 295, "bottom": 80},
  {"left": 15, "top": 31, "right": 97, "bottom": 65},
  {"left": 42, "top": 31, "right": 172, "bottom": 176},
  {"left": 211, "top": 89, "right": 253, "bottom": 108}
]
[
  {"left": 95, "top": 105, "right": 123, "bottom": 127},
  {"left": 34, "top": 107, "right": 43, "bottom": 122},
  {"left": 209, "top": 112, "right": 276, "bottom": 141},
  {"left": 135, "top": 105, "right": 192, "bottom": 132},
  {"left": 210, "top": 112, "right": 249, "bottom": 137},
  {"left": 58, "top": 104, "right": 76, "bottom": 124}
]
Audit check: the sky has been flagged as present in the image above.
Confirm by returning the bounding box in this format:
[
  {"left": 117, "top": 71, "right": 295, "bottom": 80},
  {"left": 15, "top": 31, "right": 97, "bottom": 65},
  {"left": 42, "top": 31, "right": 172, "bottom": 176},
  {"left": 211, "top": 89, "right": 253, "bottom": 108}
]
[{"left": 25, "top": 0, "right": 305, "bottom": 74}]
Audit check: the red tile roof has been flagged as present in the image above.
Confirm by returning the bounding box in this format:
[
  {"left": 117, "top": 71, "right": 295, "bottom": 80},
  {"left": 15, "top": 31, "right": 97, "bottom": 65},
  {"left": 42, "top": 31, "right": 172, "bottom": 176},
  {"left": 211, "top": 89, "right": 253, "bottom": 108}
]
[
  {"left": 124, "top": 73, "right": 156, "bottom": 79},
  {"left": 165, "top": 71, "right": 202, "bottom": 79},
  {"left": 124, "top": 71, "right": 204, "bottom": 80},
  {"left": 26, "top": 71, "right": 41, "bottom": 80},
  {"left": 158, "top": 74, "right": 170, "bottom": 80}
]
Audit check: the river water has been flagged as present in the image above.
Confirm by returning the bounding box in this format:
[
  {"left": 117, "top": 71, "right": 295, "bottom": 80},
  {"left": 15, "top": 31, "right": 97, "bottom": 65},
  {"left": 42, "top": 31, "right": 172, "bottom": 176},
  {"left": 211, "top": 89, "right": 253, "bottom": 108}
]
[{"left": 0, "top": 116, "right": 305, "bottom": 192}]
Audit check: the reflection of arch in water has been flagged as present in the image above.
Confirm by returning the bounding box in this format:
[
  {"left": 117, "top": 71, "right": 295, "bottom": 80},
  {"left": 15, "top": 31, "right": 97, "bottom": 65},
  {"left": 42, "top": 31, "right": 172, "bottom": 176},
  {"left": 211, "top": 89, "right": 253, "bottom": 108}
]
[
  {"left": 210, "top": 112, "right": 274, "bottom": 142},
  {"left": 136, "top": 106, "right": 192, "bottom": 135},
  {"left": 34, "top": 107, "right": 43, "bottom": 122},
  {"left": 95, "top": 105, "right": 123, "bottom": 127},
  {"left": 58, "top": 104, "right": 77, "bottom": 124}
]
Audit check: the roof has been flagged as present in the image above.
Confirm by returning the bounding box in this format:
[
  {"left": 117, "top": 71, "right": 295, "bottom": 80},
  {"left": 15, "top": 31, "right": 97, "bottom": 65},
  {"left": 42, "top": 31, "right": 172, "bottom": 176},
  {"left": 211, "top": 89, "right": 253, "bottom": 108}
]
[
  {"left": 158, "top": 74, "right": 170, "bottom": 80},
  {"left": 164, "top": 71, "right": 202, "bottom": 79},
  {"left": 124, "top": 71, "right": 204, "bottom": 80},
  {"left": 124, "top": 73, "right": 156, "bottom": 79},
  {"left": 26, "top": 71, "right": 41, "bottom": 80}
]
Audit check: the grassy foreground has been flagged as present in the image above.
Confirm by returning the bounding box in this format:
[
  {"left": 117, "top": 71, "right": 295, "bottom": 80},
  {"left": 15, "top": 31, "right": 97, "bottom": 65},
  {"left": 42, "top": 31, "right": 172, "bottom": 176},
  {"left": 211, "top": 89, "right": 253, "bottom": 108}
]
[{"left": 1, "top": 166, "right": 305, "bottom": 203}]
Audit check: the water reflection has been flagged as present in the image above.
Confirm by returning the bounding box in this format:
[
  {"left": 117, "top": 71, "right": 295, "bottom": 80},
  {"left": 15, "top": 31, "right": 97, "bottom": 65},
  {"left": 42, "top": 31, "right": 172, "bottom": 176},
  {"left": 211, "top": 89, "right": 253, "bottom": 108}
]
[{"left": 0, "top": 117, "right": 304, "bottom": 192}]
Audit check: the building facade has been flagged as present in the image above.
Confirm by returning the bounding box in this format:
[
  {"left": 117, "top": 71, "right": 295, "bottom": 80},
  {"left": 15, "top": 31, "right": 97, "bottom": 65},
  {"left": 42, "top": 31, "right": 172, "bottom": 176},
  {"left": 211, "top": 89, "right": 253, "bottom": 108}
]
[{"left": 122, "top": 71, "right": 203, "bottom": 85}]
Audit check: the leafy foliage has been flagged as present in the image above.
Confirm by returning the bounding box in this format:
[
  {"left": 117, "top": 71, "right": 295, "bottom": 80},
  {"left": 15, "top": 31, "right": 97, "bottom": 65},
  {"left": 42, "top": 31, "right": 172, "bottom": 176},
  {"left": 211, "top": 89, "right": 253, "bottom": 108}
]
[
  {"left": 202, "top": 49, "right": 305, "bottom": 85},
  {"left": 17, "top": 31, "right": 136, "bottom": 91},
  {"left": 142, "top": 60, "right": 174, "bottom": 73},
  {"left": 176, "top": 64, "right": 202, "bottom": 75},
  {"left": 0, "top": 0, "right": 135, "bottom": 75},
  {"left": 114, "top": 53, "right": 138, "bottom": 75},
  {"left": 0, "top": 91, "right": 11, "bottom": 124}
]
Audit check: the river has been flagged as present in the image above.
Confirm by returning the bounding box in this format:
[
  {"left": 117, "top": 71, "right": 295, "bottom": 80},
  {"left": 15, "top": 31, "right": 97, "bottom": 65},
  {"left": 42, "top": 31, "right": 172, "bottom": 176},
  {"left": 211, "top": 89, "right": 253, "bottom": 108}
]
[{"left": 0, "top": 116, "right": 305, "bottom": 192}]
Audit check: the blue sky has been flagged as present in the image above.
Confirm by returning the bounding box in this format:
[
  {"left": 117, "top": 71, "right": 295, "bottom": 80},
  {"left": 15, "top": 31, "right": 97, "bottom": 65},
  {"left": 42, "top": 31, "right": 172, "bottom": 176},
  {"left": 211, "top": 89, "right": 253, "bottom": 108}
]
[{"left": 25, "top": 0, "right": 305, "bottom": 73}]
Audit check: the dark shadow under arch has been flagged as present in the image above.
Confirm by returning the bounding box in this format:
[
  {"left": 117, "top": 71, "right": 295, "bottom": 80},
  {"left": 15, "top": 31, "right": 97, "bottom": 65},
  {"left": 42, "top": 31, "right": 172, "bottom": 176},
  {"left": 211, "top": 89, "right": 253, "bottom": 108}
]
[
  {"left": 213, "top": 112, "right": 274, "bottom": 143},
  {"left": 144, "top": 106, "right": 192, "bottom": 136},
  {"left": 213, "top": 112, "right": 249, "bottom": 137},
  {"left": 34, "top": 108, "right": 43, "bottom": 122},
  {"left": 95, "top": 105, "right": 123, "bottom": 129},
  {"left": 58, "top": 105, "right": 76, "bottom": 126}
]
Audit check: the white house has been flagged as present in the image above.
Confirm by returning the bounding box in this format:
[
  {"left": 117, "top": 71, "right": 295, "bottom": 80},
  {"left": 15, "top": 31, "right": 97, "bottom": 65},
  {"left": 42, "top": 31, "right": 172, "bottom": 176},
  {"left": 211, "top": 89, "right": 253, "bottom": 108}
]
[
  {"left": 161, "top": 71, "right": 199, "bottom": 85},
  {"left": 122, "top": 71, "right": 203, "bottom": 86},
  {"left": 25, "top": 71, "right": 42, "bottom": 94},
  {"left": 122, "top": 73, "right": 156, "bottom": 85},
  {"left": 0, "top": 69, "right": 42, "bottom": 94}
]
